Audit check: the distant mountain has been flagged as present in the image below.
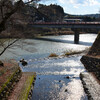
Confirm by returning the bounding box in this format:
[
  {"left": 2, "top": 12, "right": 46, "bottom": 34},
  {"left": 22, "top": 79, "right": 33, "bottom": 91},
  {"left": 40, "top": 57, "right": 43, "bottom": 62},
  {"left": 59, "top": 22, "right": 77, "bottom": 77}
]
[
  {"left": 64, "top": 13, "right": 100, "bottom": 18},
  {"left": 83, "top": 14, "right": 100, "bottom": 18}
]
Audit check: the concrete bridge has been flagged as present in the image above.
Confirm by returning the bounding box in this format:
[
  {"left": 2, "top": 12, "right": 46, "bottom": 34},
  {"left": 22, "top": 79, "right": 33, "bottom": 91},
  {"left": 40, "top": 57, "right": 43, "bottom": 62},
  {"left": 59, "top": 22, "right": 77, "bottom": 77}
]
[{"left": 29, "top": 22, "right": 100, "bottom": 44}]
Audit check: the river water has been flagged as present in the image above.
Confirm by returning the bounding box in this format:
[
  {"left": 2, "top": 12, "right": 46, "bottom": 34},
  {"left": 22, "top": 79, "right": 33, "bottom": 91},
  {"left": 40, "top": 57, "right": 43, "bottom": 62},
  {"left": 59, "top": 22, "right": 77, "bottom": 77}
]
[{"left": 0, "top": 34, "right": 97, "bottom": 100}]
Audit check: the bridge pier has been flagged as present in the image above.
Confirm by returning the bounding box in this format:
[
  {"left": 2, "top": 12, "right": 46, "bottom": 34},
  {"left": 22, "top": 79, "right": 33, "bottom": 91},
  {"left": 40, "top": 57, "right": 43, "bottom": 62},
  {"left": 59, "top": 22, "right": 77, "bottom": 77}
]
[
  {"left": 74, "top": 31, "right": 79, "bottom": 44},
  {"left": 72, "top": 29, "right": 80, "bottom": 44}
]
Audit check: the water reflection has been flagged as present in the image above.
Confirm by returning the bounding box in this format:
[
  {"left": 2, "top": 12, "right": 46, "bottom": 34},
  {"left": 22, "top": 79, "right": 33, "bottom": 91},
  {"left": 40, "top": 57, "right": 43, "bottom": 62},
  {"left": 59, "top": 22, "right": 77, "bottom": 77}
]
[
  {"left": 42, "top": 34, "right": 96, "bottom": 43},
  {"left": 35, "top": 38, "right": 93, "bottom": 46},
  {"left": 32, "top": 75, "right": 87, "bottom": 100},
  {"left": 41, "top": 34, "right": 97, "bottom": 46}
]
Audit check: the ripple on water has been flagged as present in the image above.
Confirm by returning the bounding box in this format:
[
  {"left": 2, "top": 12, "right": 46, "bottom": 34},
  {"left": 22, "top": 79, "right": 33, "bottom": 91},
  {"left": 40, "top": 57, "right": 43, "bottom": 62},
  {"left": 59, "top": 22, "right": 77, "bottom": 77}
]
[
  {"left": 20, "top": 56, "right": 85, "bottom": 75},
  {"left": 32, "top": 75, "right": 88, "bottom": 100},
  {"left": 19, "top": 55, "right": 88, "bottom": 100}
]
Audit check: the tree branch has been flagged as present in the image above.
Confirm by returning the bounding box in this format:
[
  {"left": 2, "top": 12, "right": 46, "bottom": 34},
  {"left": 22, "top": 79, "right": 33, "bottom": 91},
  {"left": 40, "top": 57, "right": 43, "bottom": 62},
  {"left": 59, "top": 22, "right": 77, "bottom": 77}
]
[
  {"left": 0, "top": 39, "right": 19, "bottom": 56},
  {"left": 24, "top": 0, "right": 40, "bottom": 4}
]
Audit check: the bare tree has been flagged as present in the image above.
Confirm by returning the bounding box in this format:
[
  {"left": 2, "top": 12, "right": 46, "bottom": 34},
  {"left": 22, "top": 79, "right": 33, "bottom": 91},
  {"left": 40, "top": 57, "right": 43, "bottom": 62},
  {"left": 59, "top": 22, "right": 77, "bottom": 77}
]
[
  {"left": 0, "top": 0, "right": 40, "bottom": 33},
  {"left": 0, "top": 0, "right": 40, "bottom": 56}
]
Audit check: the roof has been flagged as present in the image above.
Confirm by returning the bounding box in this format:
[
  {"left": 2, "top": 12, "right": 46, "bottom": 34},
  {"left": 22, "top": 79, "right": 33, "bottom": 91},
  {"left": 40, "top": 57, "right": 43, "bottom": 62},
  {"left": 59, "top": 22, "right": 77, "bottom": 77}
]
[{"left": 64, "top": 19, "right": 83, "bottom": 21}]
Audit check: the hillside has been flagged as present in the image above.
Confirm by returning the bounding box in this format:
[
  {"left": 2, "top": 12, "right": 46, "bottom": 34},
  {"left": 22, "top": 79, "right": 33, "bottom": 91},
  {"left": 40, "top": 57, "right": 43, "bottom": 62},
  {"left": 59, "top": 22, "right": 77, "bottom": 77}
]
[
  {"left": 37, "top": 4, "right": 64, "bottom": 22},
  {"left": 0, "top": 3, "right": 65, "bottom": 38}
]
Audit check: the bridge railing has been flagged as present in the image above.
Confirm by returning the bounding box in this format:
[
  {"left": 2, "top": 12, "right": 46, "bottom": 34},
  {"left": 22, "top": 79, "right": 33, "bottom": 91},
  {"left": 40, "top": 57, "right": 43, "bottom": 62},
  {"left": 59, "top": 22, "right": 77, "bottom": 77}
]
[{"left": 30, "top": 22, "right": 100, "bottom": 25}]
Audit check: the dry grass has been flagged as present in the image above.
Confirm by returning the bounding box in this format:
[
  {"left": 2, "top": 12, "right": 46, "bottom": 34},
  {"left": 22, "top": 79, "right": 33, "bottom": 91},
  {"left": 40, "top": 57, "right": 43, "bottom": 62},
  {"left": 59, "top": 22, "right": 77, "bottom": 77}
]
[
  {"left": 63, "top": 48, "right": 89, "bottom": 56},
  {"left": 49, "top": 53, "right": 58, "bottom": 57},
  {"left": 64, "top": 51, "right": 83, "bottom": 56},
  {"left": 48, "top": 48, "right": 89, "bottom": 58},
  {"left": 18, "top": 74, "right": 35, "bottom": 100}
]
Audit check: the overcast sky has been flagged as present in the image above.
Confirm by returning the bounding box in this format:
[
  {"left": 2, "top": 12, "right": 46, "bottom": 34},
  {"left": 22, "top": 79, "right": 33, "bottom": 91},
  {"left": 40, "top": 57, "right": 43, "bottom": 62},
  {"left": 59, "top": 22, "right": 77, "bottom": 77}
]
[{"left": 39, "top": 0, "right": 100, "bottom": 15}]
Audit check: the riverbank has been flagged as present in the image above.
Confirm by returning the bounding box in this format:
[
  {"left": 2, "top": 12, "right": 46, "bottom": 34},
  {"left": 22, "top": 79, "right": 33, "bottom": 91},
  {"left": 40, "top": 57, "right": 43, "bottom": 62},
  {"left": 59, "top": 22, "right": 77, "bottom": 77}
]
[
  {"left": 0, "top": 60, "right": 36, "bottom": 100},
  {"left": 40, "top": 30, "right": 74, "bottom": 36},
  {"left": 80, "top": 33, "right": 100, "bottom": 100},
  {"left": 0, "top": 28, "right": 88, "bottom": 38},
  {"left": 80, "top": 72, "right": 100, "bottom": 100}
]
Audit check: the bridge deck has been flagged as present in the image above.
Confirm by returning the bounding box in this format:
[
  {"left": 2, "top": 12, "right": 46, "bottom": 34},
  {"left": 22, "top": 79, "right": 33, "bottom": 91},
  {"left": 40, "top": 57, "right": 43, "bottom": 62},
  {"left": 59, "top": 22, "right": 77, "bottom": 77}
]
[{"left": 30, "top": 22, "right": 100, "bottom": 29}]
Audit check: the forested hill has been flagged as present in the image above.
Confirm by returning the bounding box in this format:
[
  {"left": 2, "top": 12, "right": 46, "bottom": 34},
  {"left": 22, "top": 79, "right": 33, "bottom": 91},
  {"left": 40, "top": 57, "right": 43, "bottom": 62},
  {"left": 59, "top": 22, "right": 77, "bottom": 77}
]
[
  {"left": 37, "top": 4, "right": 64, "bottom": 22},
  {"left": 0, "top": 1, "right": 65, "bottom": 38}
]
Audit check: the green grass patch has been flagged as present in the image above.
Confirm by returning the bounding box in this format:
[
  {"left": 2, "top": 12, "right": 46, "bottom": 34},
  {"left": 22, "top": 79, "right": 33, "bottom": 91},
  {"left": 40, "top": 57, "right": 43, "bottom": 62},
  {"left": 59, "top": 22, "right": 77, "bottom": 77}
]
[
  {"left": 18, "top": 75, "right": 35, "bottom": 100},
  {"left": 0, "top": 67, "right": 21, "bottom": 94}
]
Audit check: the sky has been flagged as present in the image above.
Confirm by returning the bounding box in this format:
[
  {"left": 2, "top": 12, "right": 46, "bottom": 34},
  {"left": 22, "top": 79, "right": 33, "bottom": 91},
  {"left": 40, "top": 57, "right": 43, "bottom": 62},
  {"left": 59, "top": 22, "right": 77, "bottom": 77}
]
[{"left": 38, "top": 0, "right": 100, "bottom": 15}]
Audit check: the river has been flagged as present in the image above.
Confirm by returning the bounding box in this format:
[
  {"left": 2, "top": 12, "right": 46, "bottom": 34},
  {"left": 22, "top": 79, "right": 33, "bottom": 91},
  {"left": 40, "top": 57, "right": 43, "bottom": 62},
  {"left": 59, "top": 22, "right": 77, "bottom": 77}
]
[{"left": 0, "top": 34, "right": 97, "bottom": 100}]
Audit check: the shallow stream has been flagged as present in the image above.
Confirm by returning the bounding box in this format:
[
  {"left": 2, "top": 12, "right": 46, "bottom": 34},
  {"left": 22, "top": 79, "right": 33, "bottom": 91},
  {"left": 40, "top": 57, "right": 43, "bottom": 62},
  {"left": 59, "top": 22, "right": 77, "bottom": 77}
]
[{"left": 0, "top": 34, "right": 97, "bottom": 100}]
